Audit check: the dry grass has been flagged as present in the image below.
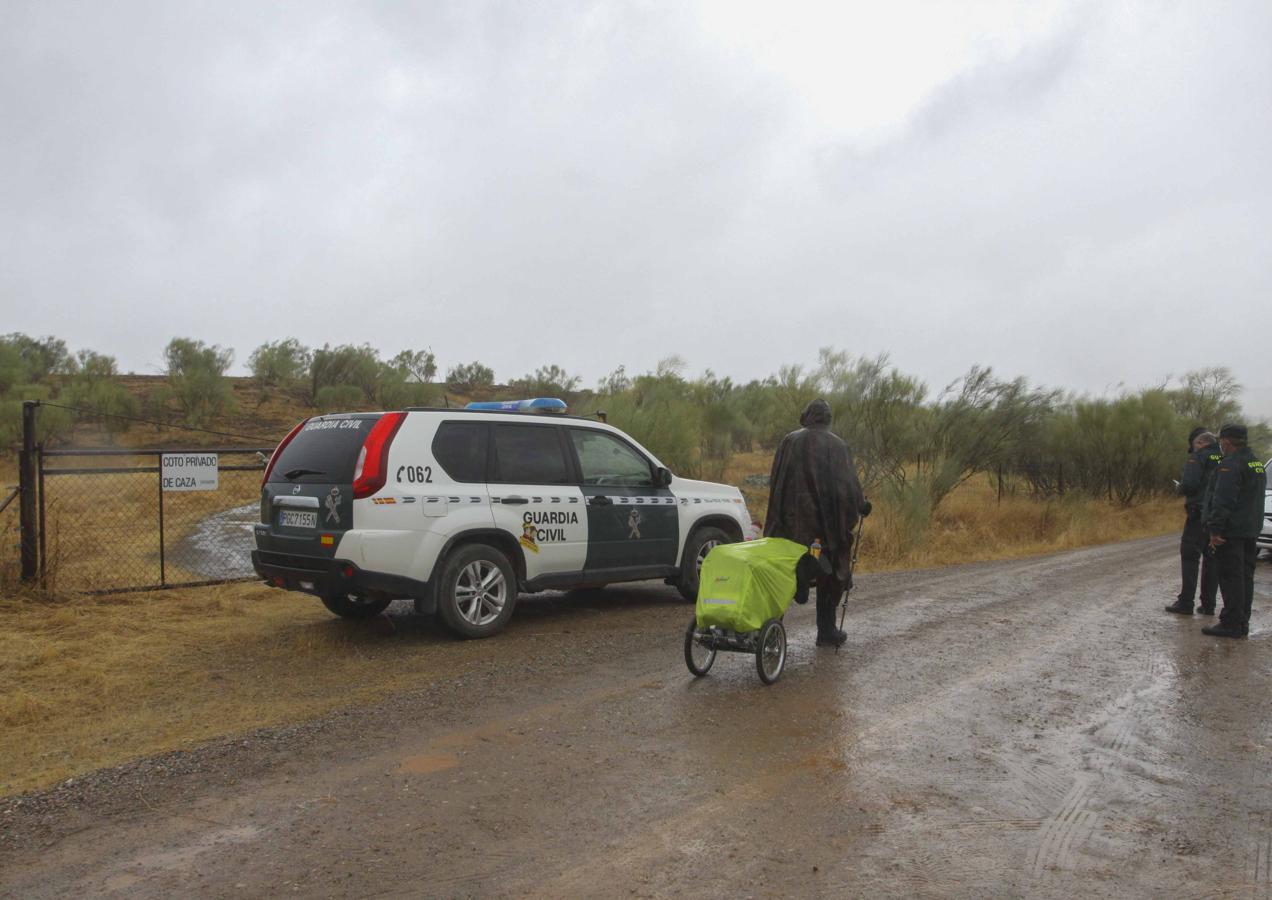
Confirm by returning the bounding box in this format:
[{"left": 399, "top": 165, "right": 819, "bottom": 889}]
[
  {"left": 0, "top": 584, "right": 506, "bottom": 796},
  {"left": 724, "top": 450, "right": 1179, "bottom": 571}
]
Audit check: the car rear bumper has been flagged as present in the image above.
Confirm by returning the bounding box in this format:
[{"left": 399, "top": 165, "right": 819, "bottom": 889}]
[{"left": 252, "top": 550, "right": 434, "bottom": 611}]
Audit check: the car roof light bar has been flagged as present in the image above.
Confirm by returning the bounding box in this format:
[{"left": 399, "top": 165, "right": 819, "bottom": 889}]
[{"left": 464, "top": 398, "right": 568, "bottom": 413}]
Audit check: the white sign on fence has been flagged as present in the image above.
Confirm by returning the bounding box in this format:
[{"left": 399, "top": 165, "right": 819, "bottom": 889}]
[{"left": 161, "top": 453, "right": 219, "bottom": 492}]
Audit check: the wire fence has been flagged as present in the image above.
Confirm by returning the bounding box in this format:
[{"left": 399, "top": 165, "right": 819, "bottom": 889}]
[
  {"left": 39, "top": 448, "right": 271, "bottom": 592},
  {"left": 1, "top": 485, "right": 19, "bottom": 591},
  {"left": 7, "top": 399, "right": 282, "bottom": 594}
]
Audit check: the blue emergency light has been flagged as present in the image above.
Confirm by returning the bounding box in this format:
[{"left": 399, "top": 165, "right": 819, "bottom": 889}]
[{"left": 464, "top": 398, "right": 568, "bottom": 413}]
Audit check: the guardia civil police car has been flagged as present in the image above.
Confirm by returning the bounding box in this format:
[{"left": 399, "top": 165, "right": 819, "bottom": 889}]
[{"left": 252, "top": 399, "right": 755, "bottom": 637}]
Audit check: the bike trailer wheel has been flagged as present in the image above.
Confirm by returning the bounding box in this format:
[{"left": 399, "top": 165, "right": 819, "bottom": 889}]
[
  {"left": 684, "top": 617, "right": 716, "bottom": 677},
  {"left": 755, "top": 618, "right": 786, "bottom": 685}
]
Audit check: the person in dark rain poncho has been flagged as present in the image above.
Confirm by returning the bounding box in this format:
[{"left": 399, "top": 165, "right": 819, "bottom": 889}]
[{"left": 764, "top": 399, "right": 870, "bottom": 647}]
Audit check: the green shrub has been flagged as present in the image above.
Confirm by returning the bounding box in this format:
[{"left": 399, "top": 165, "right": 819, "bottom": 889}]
[
  {"left": 163, "top": 338, "right": 236, "bottom": 426},
  {"left": 315, "top": 384, "right": 366, "bottom": 414},
  {"left": 447, "top": 362, "right": 495, "bottom": 390},
  {"left": 248, "top": 339, "right": 312, "bottom": 398}
]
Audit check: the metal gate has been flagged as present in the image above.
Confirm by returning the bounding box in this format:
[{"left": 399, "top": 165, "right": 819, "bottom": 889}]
[
  {"left": 36, "top": 446, "right": 273, "bottom": 593},
  {"left": 36, "top": 447, "right": 273, "bottom": 594}
]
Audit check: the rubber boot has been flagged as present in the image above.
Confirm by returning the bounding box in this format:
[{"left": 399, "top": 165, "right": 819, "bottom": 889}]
[{"left": 815, "top": 599, "right": 846, "bottom": 647}]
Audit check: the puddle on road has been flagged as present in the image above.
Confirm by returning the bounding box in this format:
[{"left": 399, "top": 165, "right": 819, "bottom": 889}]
[
  {"left": 173, "top": 503, "right": 258, "bottom": 579},
  {"left": 398, "top": 754, "right": 460, "bottom": 774}
]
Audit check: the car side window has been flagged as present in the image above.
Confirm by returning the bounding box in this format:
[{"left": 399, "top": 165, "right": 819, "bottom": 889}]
[
  {"left": 432, "top": 422, "right": 488, "bottom": 483},
  {"left": 569, "top": 429, "right": 653, "bottom": 486},
  {"left": 491, "top": 424, "right": 570, "bottom": 484}
]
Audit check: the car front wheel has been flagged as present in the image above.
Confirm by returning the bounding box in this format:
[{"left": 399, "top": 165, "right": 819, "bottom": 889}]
[
  {"left": 436, "top": 543, "right": 518, "bottom": 639},
  {"left": 676, "top": 525, "right": 731, "bottom": 602}
]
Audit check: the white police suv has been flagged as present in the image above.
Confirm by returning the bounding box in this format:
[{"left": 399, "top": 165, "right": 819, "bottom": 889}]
[{"left": 252, "top": 399, "right": 755, "bottom": 637}]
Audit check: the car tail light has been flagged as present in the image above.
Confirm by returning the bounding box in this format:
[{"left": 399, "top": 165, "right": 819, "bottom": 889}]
[
  {"left": 262, "top": 418, "right": 309, "bottom": 487},
  {"left": 352, "top": 412, "right": 407, "bottom": 499}
]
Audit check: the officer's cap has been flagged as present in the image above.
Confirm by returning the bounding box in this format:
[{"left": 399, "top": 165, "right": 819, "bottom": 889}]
[
  {"left": 1218, "top": 423, "right": 1247, "bottom": 441},
  {"left": 1187, "top": 426, "right": 1206, "bottom": 444}
]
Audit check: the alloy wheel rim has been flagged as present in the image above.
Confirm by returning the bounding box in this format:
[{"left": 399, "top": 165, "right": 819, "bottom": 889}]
[
  {"left": 695, "top": 539, "right": 721, "bottom": 576},
  {"left": 455, "top": 560, "right": 507, "bottom": 626}
]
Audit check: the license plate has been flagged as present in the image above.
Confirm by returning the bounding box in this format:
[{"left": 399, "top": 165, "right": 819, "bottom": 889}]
[{"left": 279, "top": 510, "right": 318, "bottom": 529}]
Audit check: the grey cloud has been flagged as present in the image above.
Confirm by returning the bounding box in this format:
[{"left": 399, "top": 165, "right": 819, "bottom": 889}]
[{"left": 0, "top": 1, "right": 1269, "bottom": 409}]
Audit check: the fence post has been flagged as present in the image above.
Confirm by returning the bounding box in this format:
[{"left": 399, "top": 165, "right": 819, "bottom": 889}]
[
  {"left": 157, "top": 452, "right": 166, "bottom": 586},
  {"left": 19, "top": 400, "right": 38, "bottom": 582},
  {"left": 37, "top": 442, "right": 46, "bottom": 584}
]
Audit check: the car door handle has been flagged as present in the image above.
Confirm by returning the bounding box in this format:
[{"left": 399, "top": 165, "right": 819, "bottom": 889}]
[
  {"left": 500, "top": 497, "right": 529, "bottom": 505},
  {"left": 589, "top": 496, "right": 612, "bottom": 506}
]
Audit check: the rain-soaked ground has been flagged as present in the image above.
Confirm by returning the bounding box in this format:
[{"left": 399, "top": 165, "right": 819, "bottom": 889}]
[{"left": 2, "top": 536, "right": 1270, "bottom": 898}]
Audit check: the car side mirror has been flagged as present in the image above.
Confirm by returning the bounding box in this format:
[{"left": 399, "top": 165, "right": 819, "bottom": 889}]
[{"left": 654, "top": 466, "right": 672, "bottom": 488}]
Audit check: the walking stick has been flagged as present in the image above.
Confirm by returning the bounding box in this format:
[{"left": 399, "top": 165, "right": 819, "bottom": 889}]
[{"left": 835, "top": 516, "right": 865, "bottom": 655}]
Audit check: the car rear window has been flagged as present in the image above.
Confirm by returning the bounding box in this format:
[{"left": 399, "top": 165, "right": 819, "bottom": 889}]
[
  {"left": 432, "top": 422, "right": 489, "bottom": 483},
  {"left": 268, "top": 414, "right": 381, "bottom": 484}
]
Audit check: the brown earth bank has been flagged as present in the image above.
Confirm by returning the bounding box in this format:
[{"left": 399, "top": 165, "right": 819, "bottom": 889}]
[{"left": 2, "top": 537, "right": 1270, "bottom": 898}]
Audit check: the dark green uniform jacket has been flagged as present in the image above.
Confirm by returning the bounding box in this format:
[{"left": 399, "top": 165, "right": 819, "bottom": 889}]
[
  {"left": 1204, "top": 447, "right": 1267, "bottom": 538},
  {"left": 1179, "top": 443, "right": 1223, "bottom": 513}
]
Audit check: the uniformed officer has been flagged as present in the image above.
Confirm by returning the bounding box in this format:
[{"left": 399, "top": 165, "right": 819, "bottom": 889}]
[
  {"left": 1164, "top": 428, "right": 1221, "bottom": 616},
  {"left": 1201, "top": 423, "right": 1267, "bottom": 638}
]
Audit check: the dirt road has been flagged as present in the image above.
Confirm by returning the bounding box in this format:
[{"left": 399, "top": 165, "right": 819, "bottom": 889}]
[{"left": 3, "top": 537, "right": 1270, "bottom": 898}]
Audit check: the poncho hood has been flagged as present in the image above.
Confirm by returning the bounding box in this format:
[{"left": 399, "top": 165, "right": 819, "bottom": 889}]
[{"left": 799, "top": 399, "right": 833, "bottom": 428}]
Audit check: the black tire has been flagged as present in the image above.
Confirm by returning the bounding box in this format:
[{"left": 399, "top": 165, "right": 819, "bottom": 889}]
[
  {"left": 321, "top": 592, "right": 392, "bottom": 619},
  {"left": 684, "top": 617, "right": 716, "bottom": 676},
  {"left": 435, "top": 543, "right": 518, "bottom": 639},
  {"left": 676, "top": 526, "right": 731, "bottom": 602},
  {"left": 755, "top": 618, "right": 786, "bottom": 685}
]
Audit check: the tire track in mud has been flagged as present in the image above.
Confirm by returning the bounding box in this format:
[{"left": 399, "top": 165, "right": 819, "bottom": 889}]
[
  {"left": 1029, "top": 779, "right": 1099, "bottom": 877},
  {"left": 1025, "top": 648, "right": 1171, "bottom": 880}
]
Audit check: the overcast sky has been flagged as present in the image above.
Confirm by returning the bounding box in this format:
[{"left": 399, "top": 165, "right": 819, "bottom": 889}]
[{"left": 2, "top": 1, "right": 1269, "bottom": 417}]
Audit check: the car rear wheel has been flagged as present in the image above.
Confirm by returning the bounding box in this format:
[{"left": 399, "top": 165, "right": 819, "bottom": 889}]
[
  {"left": 321, "top": 592, "right": 392, "bottom": 619},
  {"left": 436, "top": 543, "right": 518, "bottom": 639},
  {"left": 676, "top": 526, "right": 730, "bottom": 602}
]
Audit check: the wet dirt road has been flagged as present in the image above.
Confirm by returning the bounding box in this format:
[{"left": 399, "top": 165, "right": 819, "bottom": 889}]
[{"left": 3, "top": 536, "right": 1270, "bottom": 898}]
